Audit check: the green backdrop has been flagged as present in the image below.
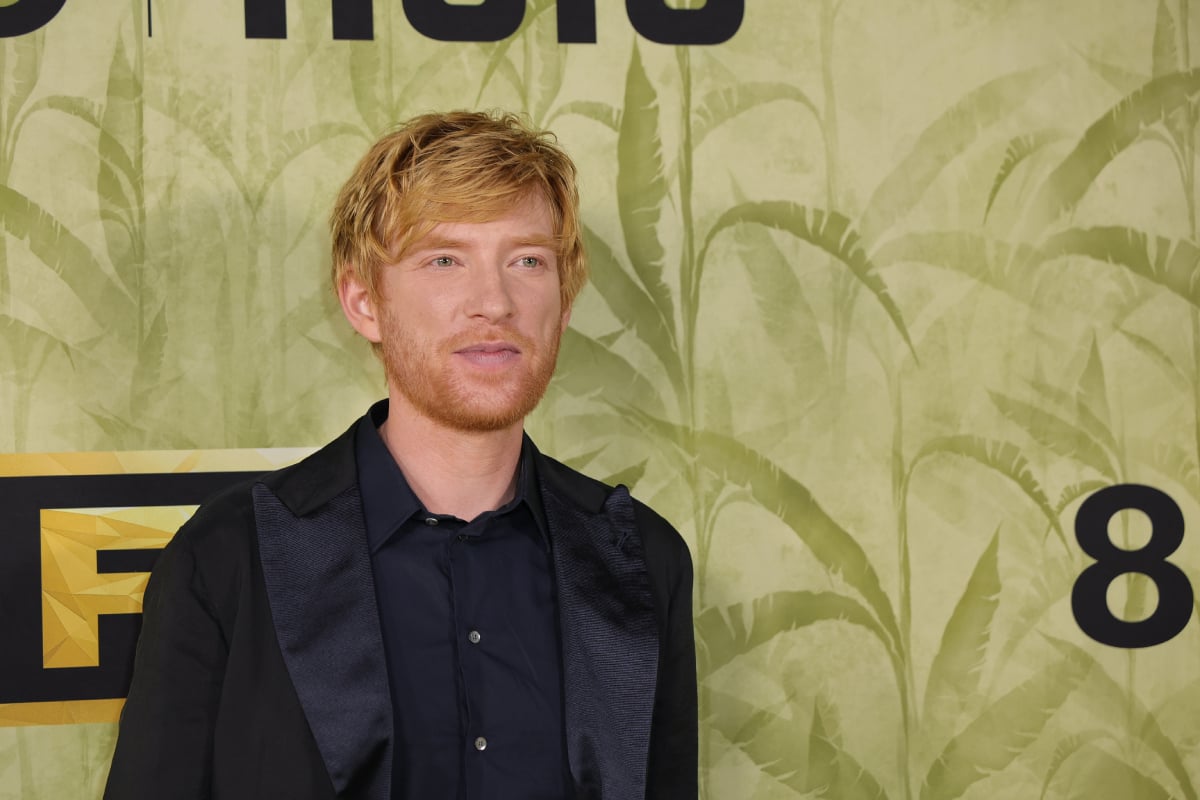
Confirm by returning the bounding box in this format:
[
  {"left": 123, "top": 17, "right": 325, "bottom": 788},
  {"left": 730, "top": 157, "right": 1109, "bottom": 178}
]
[{"left": 4, "top": 0, "right": 1200, "bottom": 797}]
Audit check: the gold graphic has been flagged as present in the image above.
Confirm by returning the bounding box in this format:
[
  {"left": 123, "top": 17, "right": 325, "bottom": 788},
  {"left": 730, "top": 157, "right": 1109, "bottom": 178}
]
[
  {"left": 0, "top": 447, "right": 309, "bottom": 727},
  {"left": 0, "top": 699, "right": 126, "bottom": 727},
  {"left": 41, "top": 505, "right": 195, "bottom": 668},
  {"left": 0, "top": 447, "right": 313, "bottom": 478}
]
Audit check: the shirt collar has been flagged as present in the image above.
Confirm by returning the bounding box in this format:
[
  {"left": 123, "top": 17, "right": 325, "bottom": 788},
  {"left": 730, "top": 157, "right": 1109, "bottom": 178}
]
[
  {"left": 354, "top": 400, "right": 550, "bottom": 553},
  {"left": 356, "top": 401, "right": 421, "bottom": 554}
]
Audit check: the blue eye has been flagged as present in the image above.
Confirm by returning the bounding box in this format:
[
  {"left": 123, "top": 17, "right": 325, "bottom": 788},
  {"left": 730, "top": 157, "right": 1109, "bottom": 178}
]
[
  {"left": 519, "top": 256, "right": 541, "bottom": 268},
  {"left": 432, "top": 256, "right": 454, "bottom": 267}
]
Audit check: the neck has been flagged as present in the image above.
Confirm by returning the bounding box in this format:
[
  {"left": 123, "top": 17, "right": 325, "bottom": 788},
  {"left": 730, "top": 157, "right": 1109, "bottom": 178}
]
[{"left": 378, "top": 392, "right": 525, "bottom": 521}]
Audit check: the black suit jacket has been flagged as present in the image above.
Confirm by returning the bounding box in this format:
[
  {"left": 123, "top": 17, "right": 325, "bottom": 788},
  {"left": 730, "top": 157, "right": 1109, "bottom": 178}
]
[{"left": 104, "top": 417, "right": 697, "bottom": 800}]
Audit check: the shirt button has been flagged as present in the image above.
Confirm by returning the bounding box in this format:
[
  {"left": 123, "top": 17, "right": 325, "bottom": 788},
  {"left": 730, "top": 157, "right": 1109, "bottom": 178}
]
[
  {"left": 424, "top": 517, "right": 438, "bottom": 526},
  {"left": 468, "top": 630, "right": 481, "bottom": 644},
  {"left": 474, "top": 736, "right": 487, "bottom": 751}
]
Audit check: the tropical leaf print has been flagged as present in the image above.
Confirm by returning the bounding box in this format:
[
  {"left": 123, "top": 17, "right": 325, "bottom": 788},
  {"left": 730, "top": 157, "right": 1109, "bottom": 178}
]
[
  {"left": 583, "top": 225, "right": 684, "bottom": 398},
  {"left": 0, "top": 185, "right": 133, "bottom": 319},
  {"left": 707, "top": 689, "right": 812, "bottom": 795},
  {"left": 1038, "top": 729, "right": 1120, "bottom": 800},
  {"left": 872, "top": 231, "right": 1038, "bottom": 306},
  {"left": 691, "top": 81, "right": 821, "bottom": 150},
  {"left": 1038, "top": 226, "right": 1200, "bottom": 310},
  {"left": 1151, "top": 0, "right": 1180, "bottom": 80},
  {"left": 984, "top": 129, "right": 1069, "bottom": 222},
  {"left": 697, "top": 589, "right": 891, "bottom": 675},
  {"left": 919, "top": 647, "right": 1090, "bottom": 800},
  {"left": 629, "top": 410, "right": 903, "bottom": 660},
  {"left": 859, "top": 66, "right": 1053, "bottom": 242},
  {"left": 1057, "top": 749, "right": 1173, "bottom": 800},
  {"left": 988, "top": 390, "right": 1120, "bottom": 479},
  {"left": 554, "top": 328, "right": 666, "bottom": 416},
  {"left": 1047, "top": 637, "right": 1199, "bottom": 800},
  {"left": 616, "top": 42, "right": 674, "bottom": 344},
  {"left": 905, "top": 435, "right": 1065, "bottom": 545},
  {"left": 921, "top": 530, "right": 1001, "bottom": 731},
  {"left": 700, "top": 202, "right": 914, "bottom": 357},
  {"left": 1024, "top": 69, "right": 1200, "bottom": 231},
  {"left": 807, "top": 702, "right": 890, "bottom": 800}
]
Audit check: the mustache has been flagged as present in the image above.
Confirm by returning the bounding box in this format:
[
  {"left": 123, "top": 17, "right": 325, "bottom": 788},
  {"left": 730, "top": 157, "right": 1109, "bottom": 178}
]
[{"left": 444, "top": 327, "right": 537, "bottom": 353}]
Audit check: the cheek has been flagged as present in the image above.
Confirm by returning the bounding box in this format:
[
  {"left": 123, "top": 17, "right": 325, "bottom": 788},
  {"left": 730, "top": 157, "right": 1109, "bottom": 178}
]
[
  {"left": 541, "top": 287, "right": 565, "bottom": 327},
  {"left": 542, "top": 307, "right": 566, "bottom": 338},
  {"left": 516, "top": 287, "right": 563, "bottom": 331}
]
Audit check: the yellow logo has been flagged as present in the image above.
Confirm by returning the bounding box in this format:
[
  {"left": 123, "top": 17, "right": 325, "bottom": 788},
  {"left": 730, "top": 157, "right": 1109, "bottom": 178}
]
[
  {"left": 41, "top": 505, "right": 193, "bottom": 669},
  {"left": 0, "top": 448, "right": 307, "bottom": 727}
]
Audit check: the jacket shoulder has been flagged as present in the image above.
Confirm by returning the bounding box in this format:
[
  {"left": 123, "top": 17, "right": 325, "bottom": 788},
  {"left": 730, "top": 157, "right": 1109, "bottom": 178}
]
[
  {"left": 161, "top": 420, "right": 359, "bottom": 596},
  {"left": 533, "top": 448, "right": 691, "bottom": 568}
]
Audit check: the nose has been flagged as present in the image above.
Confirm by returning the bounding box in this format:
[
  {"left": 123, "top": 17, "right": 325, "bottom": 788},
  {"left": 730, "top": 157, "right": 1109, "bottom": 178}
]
[{"left": 465, "top": 261, "right": 516, "bottom": 322}]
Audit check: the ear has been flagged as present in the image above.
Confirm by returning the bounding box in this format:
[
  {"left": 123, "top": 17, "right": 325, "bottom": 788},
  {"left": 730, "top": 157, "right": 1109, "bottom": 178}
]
[
  {"left": 560, "top": 304, "right": 572, "bottom": 331},
  {"left": 337, "top": 269, "right": 383, "bottom": 344}
]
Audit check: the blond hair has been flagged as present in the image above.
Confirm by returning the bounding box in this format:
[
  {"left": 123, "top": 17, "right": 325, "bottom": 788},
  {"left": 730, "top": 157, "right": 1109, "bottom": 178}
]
[{"left": 330, "top": 110, "right": 587, "bottom": 309}]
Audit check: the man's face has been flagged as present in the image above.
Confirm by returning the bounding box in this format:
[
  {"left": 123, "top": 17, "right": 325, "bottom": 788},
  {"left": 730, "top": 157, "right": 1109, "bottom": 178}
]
[{"left": 361, "top": 194, "right": 569, "bottom": 433}]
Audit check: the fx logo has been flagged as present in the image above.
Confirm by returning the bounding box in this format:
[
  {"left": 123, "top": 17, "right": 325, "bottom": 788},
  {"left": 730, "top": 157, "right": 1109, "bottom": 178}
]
[{"left": 0, "top": 453, "right": 286, "bottom": 726}]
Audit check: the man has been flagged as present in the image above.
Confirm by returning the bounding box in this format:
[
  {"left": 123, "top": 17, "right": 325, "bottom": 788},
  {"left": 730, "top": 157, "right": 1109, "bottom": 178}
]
[{"left": 104, "top": 111, "right": 697, "bottom": 800}]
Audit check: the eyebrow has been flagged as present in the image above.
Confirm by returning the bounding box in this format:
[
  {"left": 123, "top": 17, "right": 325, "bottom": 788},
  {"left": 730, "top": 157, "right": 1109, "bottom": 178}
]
[{"left": 511, "top": 234, "right": 558, "bottom": 250}]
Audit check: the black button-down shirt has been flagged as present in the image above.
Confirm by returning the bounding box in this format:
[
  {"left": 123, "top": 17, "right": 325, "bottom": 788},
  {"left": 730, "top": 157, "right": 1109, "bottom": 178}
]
[{"left": 355, "top": 403, "right": 572, "bottom": 799}]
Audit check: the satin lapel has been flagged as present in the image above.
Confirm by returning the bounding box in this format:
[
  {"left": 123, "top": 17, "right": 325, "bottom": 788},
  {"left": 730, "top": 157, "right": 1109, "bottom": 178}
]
[
  {"left": 542, "top": 478, "right": 660, "bottom": 800},
  {"left": 253, "top": 482, "right": 392, "bottom": 800}
]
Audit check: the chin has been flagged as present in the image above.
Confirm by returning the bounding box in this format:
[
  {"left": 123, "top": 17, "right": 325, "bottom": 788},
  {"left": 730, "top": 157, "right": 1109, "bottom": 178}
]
[
  {"left": 444, "top": 395, "right": 542, "bottom": 432},
  {"left": 407, "top": 382, "right": 543, "bottom": 433}
]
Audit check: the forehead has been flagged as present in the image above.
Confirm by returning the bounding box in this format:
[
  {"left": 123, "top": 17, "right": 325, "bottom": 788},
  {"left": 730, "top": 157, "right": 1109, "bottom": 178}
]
[{"left": 411, "top": 193, "right": 556, "bottom": 249}]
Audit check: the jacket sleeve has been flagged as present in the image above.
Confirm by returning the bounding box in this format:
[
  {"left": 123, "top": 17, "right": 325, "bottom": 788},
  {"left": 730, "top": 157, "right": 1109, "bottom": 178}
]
[
  {"left": 103, "top": 522, "right": 227, "bottom": 799},
  {"left": 642, "top": 510, "right": 699, "bottom": 800}
]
